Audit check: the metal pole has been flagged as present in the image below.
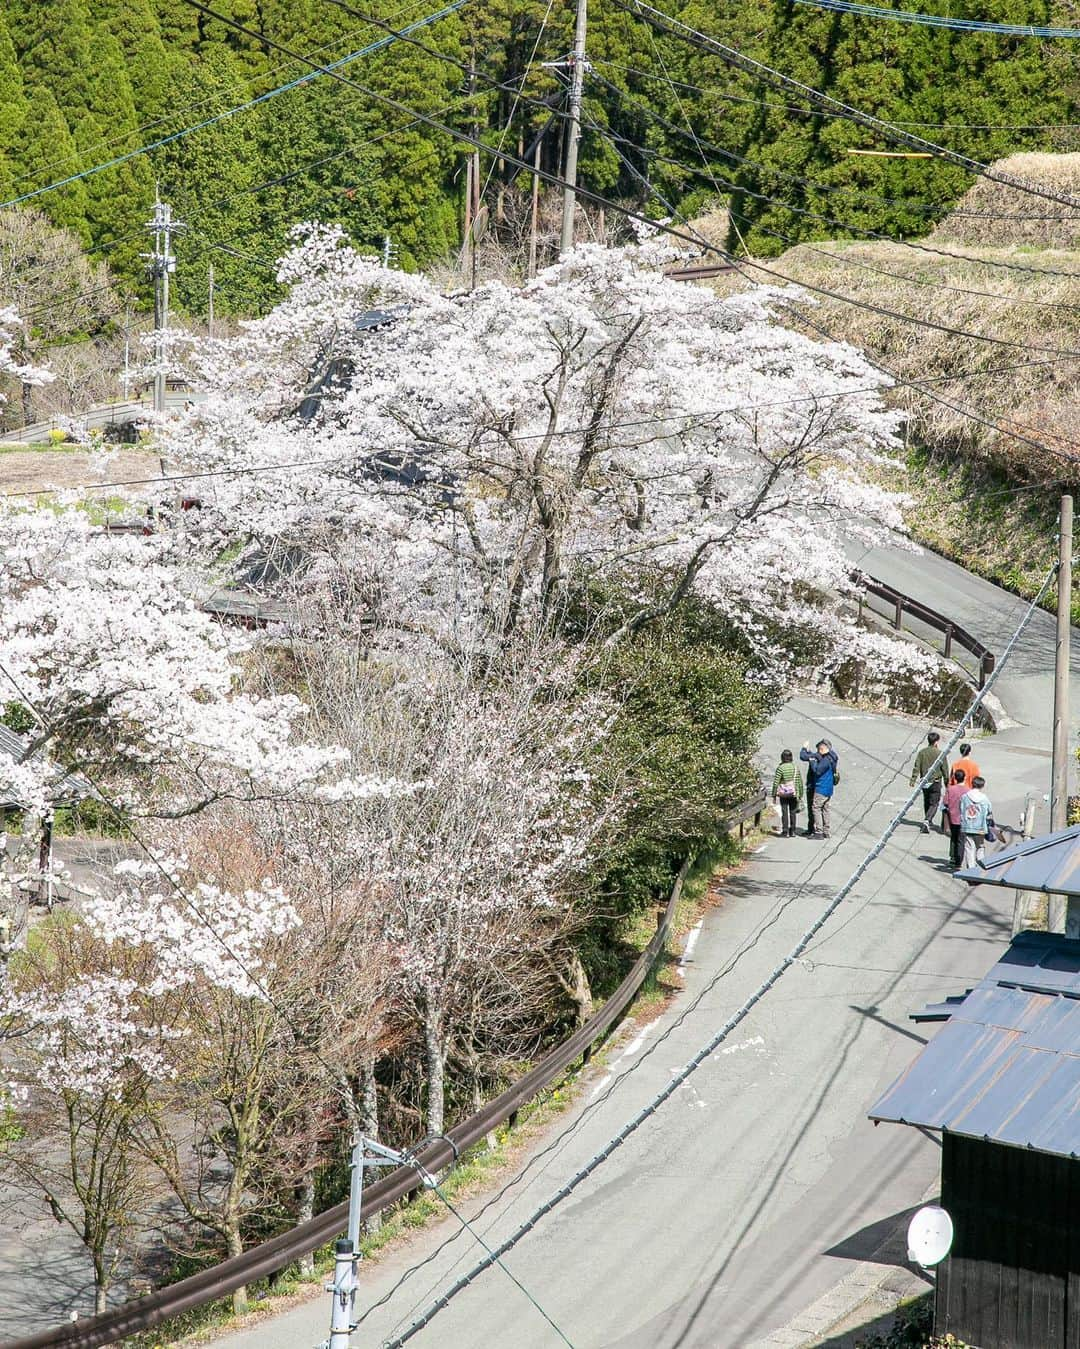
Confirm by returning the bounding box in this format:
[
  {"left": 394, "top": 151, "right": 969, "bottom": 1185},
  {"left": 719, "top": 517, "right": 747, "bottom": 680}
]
[
  {"left": 208, "top": 261, "right": 215, "bottom": 339},
  {"left": 327, "top": 1240, "right": 355, "bottom": 1349},
  {"left": 1050, "top": 494, "right": 1073, "bottom": 933},
  {"left": 529, "top": 137, "right": 541, "bottom": 278},
  {"left": 152, "top": 199, "right": 165, "bottom": 415},
  {"left": 559, "top": 0, "right": 588, "bottom": 254},
  {"left": 160, "top": 201, "right": 171, "bottom": 414}
]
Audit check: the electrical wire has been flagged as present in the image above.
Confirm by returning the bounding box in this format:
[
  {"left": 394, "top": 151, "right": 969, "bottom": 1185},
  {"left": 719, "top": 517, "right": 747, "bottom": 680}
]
[
  {"left": 794, "top": 0, "right": 1080, "bottom": 36},
  {"left": 0, "top": 1, "right": 469, "bottom": 213},
  {"left": 588, "top": 69, "right": 1080, "bottom": 283},
  {"left": 590, "top": 57, "right": 1080, "bottom": 133},
  {"left": 618, "top": 0, "right": 1080, "bottom": 211},
  {"left": 6, "top": 351, "right": 1079, "bottom": 505},
  {"left": 377, "top": 563, "right": 1057, "bottom": 1345},
  {"left": 0, "top": 0, "right": 443, "bottom": 197}
]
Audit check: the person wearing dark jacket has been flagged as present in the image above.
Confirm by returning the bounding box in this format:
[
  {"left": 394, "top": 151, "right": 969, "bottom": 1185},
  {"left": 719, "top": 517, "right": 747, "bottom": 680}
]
[
  {"left": 910, "top": 730, "right": 949, "bottom": 834},
  {"left": 800, "top": 739, "right": 838, "bottom": 839}
]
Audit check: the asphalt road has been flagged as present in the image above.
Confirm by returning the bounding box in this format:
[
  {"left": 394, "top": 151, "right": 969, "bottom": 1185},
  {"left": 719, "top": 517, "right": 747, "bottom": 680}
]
[{"left": 209, "top": 542, "right": 1067, "bottom": 1349}]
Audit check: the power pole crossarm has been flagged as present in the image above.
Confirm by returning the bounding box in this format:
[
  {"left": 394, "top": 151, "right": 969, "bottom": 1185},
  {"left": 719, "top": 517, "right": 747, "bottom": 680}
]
[
  {"left": 141, "top": 191, "right": 183, "bottom": 415},
  {"left": 559, "top": 0, "right": 588, "bottom": 254}
]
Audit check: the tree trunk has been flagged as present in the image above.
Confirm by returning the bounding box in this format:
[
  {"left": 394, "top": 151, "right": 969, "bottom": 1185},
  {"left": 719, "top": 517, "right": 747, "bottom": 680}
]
[
  {"left": 564, "top": 950, "right": 592, "bottom": 1027},
  {"left": 360, "top": 1053, "right": 381, "bottom": 1236},
  {"left": 296, "top": 1166, "right": 316, "bottom": 1277},
  {"left": 226, "top": 1224, "right": 247, "bottom": 1314},
  {"left": 423, "top": 1008, "right": 446, "bottom": 1139},
  {"left": 20, "top": 379, "right": 32, "bottom": 427}
]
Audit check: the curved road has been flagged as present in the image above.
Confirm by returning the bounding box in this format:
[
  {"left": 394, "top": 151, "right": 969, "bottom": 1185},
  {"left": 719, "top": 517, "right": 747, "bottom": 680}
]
[{"left": 159, "top": 545, "right": 1080, "bottom": 1348}]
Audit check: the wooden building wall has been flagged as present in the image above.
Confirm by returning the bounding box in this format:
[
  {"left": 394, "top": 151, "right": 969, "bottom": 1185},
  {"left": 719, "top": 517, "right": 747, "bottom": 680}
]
[{"left": 936, "top": 1132, "right": 1080, "bottom": 1348}]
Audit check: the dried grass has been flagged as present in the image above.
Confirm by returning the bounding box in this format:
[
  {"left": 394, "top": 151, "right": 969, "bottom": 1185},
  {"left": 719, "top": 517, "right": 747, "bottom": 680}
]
[
  {"left": 711, "top": 233, "right": 1080, "bottom": 481},
  {"left": 930, "top": 153, "right": 1080, "bottom": 250}
]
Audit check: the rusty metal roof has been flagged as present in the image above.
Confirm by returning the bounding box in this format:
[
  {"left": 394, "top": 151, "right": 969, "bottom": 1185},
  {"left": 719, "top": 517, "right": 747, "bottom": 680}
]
[
  {"left": 868, "top": 930, "right": 1080, "bottom": 1157},
  {"left": 956, "top": 824, "right": 1080, "bottom": 894}
]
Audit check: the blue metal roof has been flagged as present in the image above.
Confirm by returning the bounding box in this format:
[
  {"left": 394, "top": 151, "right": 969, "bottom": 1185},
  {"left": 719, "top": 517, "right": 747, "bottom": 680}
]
[
  {"left": 956, "top": 823, "right": 1080, "bottom": 894},
  {"left": 868, "top": 930, "right": 1080, "bottom": 1158}
]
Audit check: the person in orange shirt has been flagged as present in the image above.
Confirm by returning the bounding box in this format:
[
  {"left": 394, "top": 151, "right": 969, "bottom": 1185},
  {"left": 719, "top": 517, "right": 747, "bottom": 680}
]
[{"left": 952, "top": 742, "right": 981, "bottom": 790}]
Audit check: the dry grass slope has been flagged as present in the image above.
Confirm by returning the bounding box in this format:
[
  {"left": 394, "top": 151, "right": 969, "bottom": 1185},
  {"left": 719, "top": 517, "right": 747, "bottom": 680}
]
[{"left": 705, "top": 154, "right": 1080, "bottom": 480}]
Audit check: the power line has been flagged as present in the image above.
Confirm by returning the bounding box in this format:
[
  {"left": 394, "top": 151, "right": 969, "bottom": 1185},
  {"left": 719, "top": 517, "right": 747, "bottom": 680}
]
[
  {"left": 617, "top": 0, "right": 1080, "bottom": 212},
  {"left": 0, "top": 1, "right": 469, "bottom": 213},
  {"left": 584, "top": 100, "right": 1080, "bottom": 307},
  {"left": 378, "top": 566, "right": 1057, "bottom": 1346},
  {"left": 7, "top": 351, "right": 1080, "bottom": 503},
  {"left": 794, "top": 0, "right": 1080, "bottom": 37},
  {"left": 589, "top": 68, "right": 1080, "bottom": 247},
  {"left": 590, "top": 57, "right": 1080, "bottom": 133},
  {"left": 0, "top": 0, "right": 442, "bottom": 197}
]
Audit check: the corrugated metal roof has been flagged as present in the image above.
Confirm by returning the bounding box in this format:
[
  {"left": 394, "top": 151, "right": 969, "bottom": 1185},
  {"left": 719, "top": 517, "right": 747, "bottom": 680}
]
[
  {"left": 0, "top": 725, "right": 93, "bottom": 809},
  {"left": 956, "top": 823, "right": 1080, "bottom": 894},
  {"left": 868, "top": 930, "right": 1080, "bottom": 1158}
]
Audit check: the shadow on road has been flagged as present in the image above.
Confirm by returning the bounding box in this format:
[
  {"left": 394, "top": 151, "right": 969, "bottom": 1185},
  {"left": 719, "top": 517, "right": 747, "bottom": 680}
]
[
  {"left": 811, "top": 1290, "right": 934, "bottom": 1349},
  {"left": 824, "top": 1205, "right": 935, "bottom": 1274}
]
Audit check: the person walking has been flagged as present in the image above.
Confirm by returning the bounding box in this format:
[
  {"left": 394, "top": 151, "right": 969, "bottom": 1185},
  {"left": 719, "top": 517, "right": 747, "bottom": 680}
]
[
  {"left": 959, "top": 775, "right": 995, "bottom": 870},
  {"left": 772, "top": 749, "right": 804, "bottom": 837},
  {"left": 800, "top": 739, "right": 838, "bottom": 839},
  {"left": 910, "top": 730, "right": 949, "bottom": 834},
  {"left": 943, "top": 768, "right": 969, "bottom": 870},
  {"left": 952, "top": 742, "right": 981, "bottom": 789},
  {"left": 802, "top": 751, "right": 818, "bottom": 838}
]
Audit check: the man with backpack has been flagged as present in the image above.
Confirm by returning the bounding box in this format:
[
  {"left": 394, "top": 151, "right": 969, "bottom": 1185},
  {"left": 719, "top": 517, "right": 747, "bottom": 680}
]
[{"left": 800, "top": 739, "right": 839, "bottom": 839}]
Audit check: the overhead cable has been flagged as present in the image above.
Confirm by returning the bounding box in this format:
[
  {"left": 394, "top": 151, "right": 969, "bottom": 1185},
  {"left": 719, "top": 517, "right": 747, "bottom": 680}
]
[
  {"left": 794, "top": 0, "right": 1080, "bottom": 37},
  {"left": 0, "top": 1, "right": 468, "bottom": 212},
  {"left": 380, "top": 563, "right": 1059, "bottom": 1345},
  {"left": 617, "top": 0, "right": 1080, "bottom": 211}
]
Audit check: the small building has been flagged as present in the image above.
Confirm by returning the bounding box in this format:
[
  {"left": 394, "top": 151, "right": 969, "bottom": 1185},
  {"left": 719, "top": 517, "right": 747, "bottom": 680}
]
[{"left": 868, "top": 929, "right": 1080, "bottom": 1349}]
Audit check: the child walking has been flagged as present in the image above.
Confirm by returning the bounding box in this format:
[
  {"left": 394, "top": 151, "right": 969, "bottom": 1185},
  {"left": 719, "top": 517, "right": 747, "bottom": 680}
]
[{"left": 772, "top": 749, "right": 805, "bottom": 837}]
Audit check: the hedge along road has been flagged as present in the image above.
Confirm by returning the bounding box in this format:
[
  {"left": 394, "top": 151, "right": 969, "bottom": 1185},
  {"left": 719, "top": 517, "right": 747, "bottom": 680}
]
[{"left": 212, "top": 540, "right": 1067, "bottom": 1349}]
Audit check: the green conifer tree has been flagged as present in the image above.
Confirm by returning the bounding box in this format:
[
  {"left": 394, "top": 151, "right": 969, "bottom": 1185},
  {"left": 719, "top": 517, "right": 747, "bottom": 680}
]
[{"left": 0, "top": 13, "right": 28, "bottom": 201}]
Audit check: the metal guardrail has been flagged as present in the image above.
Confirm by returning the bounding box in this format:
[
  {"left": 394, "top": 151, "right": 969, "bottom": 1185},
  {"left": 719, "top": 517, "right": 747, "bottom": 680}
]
[
  {"left": 2, "top": 792, "right": 766, "bottom": 1349},
  {"left": 853, "top": 570, "right": 997, "bottom": 688}
]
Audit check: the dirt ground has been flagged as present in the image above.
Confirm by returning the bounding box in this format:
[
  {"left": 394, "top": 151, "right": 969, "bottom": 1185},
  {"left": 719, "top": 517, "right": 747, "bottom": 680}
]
[{"left": 0, "top": 446, "right": 163, "bottom": 498}]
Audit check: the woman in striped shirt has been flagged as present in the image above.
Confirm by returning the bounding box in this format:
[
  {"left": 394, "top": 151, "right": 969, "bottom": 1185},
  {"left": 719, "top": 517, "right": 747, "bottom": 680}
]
[{"left": 772, "top": 749, "right": 805, "bottom": 837}]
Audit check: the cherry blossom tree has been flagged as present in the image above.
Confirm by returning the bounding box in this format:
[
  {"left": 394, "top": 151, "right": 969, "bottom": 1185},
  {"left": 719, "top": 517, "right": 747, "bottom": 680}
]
[
  {"left": 0, "top": 507, "right": 398, "bottom": 819},
  {"left": 161, "top": 227, "right": 919, "bottom": 680},
  {"left": 0, "top": 923, "right": 169, "bottom": 1314}
]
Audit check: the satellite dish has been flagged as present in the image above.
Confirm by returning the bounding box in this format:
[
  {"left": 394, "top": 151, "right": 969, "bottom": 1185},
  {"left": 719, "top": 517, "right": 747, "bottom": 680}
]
[{"left": 907, "top": 1205, "right": 954, "bottom": 1267}]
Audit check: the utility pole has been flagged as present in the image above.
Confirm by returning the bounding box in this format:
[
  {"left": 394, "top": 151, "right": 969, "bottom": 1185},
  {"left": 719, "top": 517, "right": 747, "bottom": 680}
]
[
  {"left": 142, "top": 191, "right": 181, "bottom": 415},
  {"left": 559, "top": 0, "right": 588, "bottom": 254},
  {"left": 321, "top": 1136, "right": 435, "bottom": 1349},
  {"left": 529, "top": 137, "right": 542, "bottom": 278},
  {"left": 1050, "top": 494, "right": 1075, "bottom": 934},
  {"left": 207, "top": 262, "right": 215, "bottom": 340}
]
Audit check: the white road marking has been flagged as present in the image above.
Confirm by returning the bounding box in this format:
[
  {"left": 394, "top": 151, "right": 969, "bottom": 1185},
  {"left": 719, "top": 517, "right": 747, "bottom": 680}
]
[
  {"left": 753, "top": 844, "right": 768, "bottom": 855},
  {"left": 619, "top": 1022, "right": 655, "bottom": 1061},
  {"left": 676, "top": 920, "right": 704, "bottom": 978},
  {"left": 588, "top": 1072, "right": 613, "bottom": 1101},
  {"left": 714, "top": 1035, "right": 766, "bottom": 1060}
]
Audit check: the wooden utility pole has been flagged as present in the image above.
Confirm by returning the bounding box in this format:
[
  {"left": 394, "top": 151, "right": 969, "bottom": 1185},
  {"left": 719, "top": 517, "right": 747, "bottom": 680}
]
[
  {"left": 559, "top": 0, "right": 588, "bottom": 254},
  {"left": 1050, "top": 494, "right": 1075, "bottom": 934}
]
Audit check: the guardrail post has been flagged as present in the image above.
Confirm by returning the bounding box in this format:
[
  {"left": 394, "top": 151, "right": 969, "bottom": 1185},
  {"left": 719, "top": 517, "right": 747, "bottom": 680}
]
[
  {"left": 893, "top": 598, "right": 903, "bottom": 630},
  {"left": 508, "top": 1109, "right": 519, "bottom": 1129},
  {"left": 583, "top": 1043, "right": 592, "bottom": 1066},
  {"left": 944, "top": 626, "right": 953, "bottom": 659}
]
